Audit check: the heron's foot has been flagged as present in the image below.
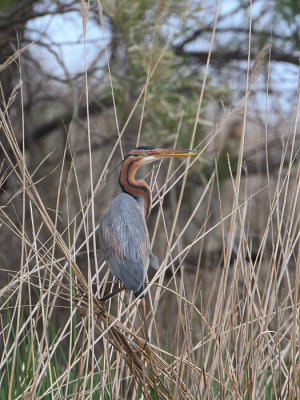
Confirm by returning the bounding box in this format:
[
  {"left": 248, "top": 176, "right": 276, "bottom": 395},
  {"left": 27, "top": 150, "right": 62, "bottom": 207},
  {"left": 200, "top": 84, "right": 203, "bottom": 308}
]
[
  {"left": 96, "top": 298, "right": 108, "bottom": 314},
  {"left": 77, "top": 306, "right": 87, "bottom": 318},
  {"left": 92, "top": 297, "right": 106, "bottom": 316},
  {"left": 142, "top": 343, "right": 160, "bottom": 374},
  {"left": 143, "top": 341, "right": 152, "bottom": 356},
  {"left": 95, "top": 308, "right": 106, "bottom": 318}
]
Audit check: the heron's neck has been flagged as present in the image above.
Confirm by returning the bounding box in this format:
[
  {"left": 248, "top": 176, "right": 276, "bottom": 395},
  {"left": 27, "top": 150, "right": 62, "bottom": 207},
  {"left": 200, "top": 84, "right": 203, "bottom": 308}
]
[{"left": 119, "top": 158, "right": 152, "bottom": 219}]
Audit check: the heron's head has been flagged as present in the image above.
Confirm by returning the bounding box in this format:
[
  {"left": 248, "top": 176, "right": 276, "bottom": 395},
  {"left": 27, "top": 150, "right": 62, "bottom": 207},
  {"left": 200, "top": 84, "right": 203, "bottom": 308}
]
[
  {"left": 123, "top": 146, "right": 197, "bottom": 166},
  {"left": 119, "top": 146, "right": 197, "bottom": 218}
]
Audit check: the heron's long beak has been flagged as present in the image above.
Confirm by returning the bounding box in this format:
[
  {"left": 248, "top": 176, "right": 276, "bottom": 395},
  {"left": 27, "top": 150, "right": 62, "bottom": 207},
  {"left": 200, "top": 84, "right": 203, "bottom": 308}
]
[{"left": 151, "top": 148, "right": 198, "bottom": 160}]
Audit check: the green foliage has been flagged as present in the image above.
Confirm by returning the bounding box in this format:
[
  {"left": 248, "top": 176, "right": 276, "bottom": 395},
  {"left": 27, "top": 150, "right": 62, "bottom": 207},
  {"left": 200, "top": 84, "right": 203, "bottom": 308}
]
[
  {"left": 101, "top": 1, "right": 220, "bottom": 147},
  {"left": 0, "top": 0, "right": 16, "bottom": 10},
  {"left": 216, "top": 147, "right": 238, "bottom": 185},
  {"left": 275, "top": 0, "right": 300, "bottom": 22},
  {"left": 0, "top": 305, "right": 107, "bottom": 399}
]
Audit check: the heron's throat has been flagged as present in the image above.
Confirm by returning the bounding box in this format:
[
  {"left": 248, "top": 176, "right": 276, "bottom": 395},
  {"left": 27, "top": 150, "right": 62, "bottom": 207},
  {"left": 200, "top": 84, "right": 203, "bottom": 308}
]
[{"left": 119, "top": 158, "right": 152, "bottom": 219}]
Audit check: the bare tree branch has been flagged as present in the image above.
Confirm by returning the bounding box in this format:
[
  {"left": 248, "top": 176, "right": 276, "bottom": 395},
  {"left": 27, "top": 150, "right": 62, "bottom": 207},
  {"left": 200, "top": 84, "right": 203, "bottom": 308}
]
[{"left": 175, "top": 47, "right": 299, "bottom": 66}]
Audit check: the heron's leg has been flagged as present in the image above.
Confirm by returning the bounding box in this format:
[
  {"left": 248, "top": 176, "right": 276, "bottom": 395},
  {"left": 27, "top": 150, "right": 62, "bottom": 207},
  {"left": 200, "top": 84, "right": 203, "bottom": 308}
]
[
  {"left": 140, "top": 297, "right": 149, "bottom": 343},
  {"left": 98, "top": 285, "right": 126, "bottom": 303}
]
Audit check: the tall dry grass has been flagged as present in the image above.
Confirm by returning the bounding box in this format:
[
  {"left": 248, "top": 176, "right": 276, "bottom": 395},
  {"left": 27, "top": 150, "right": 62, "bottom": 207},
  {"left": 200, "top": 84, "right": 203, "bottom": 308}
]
[{"left": 0, "top": 2, "right": 299, "bottom": 399}]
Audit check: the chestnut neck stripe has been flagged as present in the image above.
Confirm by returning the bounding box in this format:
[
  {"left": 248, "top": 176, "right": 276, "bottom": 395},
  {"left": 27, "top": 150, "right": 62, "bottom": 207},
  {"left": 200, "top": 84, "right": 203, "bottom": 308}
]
[{"left": 119, "top": 157, "right": 152, "bottom": 219}]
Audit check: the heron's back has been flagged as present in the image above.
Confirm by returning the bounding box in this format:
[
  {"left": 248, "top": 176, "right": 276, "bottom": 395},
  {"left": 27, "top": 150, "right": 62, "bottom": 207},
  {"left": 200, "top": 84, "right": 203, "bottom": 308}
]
[{"left": 99, "top": 193, "right": 150, "bottom": 293}]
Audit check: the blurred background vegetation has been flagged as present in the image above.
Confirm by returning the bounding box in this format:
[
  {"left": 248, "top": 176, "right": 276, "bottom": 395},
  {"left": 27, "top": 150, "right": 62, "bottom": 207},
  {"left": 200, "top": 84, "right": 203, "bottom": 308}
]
[
  {"left": 1, "top": 0, "right": 299, "bottom": 270},
  {"left": 1, "top": 0, "right": 299, "bottom": 147}
]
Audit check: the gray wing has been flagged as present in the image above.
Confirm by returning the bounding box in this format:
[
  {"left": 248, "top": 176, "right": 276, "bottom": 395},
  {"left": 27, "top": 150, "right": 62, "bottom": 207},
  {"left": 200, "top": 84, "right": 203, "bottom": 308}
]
[{"left": 99, "top": 193, "right": 150, "bottom": 293}]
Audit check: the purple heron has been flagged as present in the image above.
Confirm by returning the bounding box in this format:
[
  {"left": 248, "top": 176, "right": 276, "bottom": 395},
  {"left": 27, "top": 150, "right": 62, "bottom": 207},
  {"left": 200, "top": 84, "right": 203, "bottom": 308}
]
[{"left": 99, "top": 146, "right": 197, "bottom": 339}]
